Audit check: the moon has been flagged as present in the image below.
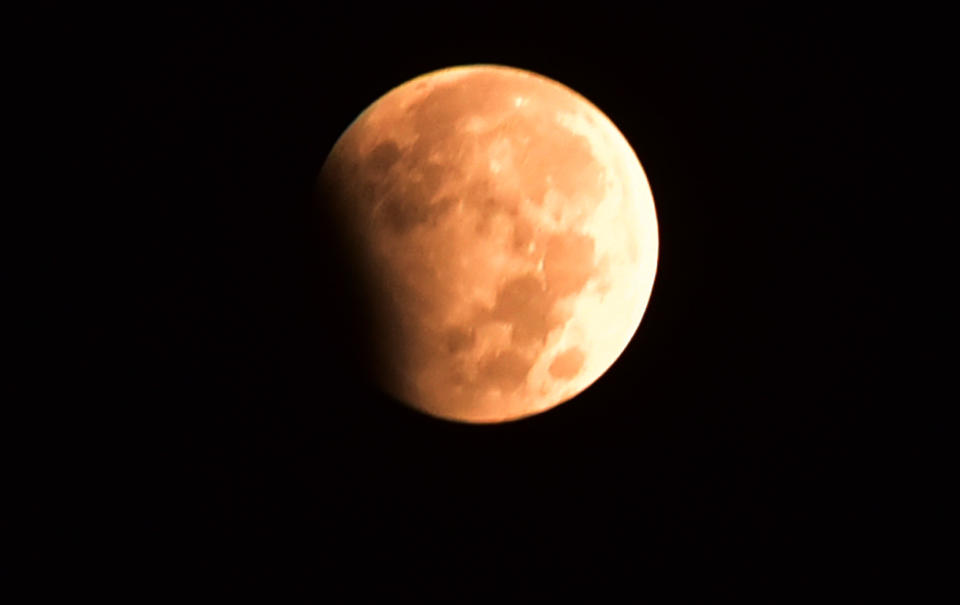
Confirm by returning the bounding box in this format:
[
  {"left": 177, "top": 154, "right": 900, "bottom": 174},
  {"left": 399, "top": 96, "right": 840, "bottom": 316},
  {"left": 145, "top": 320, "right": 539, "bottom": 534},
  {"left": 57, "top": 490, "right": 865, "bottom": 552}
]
[{"left": 317, "top": 64, "right": 658, "bottom": 424}]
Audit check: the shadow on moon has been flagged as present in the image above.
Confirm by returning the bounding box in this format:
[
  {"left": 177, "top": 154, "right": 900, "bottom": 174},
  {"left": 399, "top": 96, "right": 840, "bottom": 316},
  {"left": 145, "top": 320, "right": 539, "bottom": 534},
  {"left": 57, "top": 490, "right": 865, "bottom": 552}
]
[{"left": 309, "top": 177, "right": 409, "bottom": 409}]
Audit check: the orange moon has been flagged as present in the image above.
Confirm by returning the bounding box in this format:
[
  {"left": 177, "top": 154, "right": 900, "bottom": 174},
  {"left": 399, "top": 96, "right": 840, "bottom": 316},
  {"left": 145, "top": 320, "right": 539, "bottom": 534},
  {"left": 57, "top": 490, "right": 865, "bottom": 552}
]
[{"left": 318, "top": 64, "right": 658, "bottom": 423}]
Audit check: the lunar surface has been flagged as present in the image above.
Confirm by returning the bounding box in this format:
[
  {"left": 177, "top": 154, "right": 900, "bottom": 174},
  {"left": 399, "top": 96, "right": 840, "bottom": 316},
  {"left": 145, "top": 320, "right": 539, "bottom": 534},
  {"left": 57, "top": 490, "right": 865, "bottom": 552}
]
[{"left": 317, "top": 64, "right": 658, "bottom": 423}]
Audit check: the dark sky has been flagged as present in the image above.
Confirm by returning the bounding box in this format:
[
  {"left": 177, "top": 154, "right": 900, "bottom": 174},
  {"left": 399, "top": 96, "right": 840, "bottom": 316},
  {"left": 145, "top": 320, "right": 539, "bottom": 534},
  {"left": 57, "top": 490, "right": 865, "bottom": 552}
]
[{"left": 25, "top": 4, "right": 911, "bottom": 601}]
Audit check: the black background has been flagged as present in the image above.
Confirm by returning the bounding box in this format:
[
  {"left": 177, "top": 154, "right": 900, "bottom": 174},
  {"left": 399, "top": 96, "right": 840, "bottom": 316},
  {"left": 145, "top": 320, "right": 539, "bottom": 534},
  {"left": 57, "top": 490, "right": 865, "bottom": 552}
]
[{"left": 23, "top": 4, "right": 912, "bottom": 601}]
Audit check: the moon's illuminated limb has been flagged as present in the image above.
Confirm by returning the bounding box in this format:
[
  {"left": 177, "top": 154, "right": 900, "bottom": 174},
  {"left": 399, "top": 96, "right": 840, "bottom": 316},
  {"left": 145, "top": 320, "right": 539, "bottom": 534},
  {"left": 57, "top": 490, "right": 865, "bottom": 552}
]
[{"left": 318, "top": 64, "right": 658, "bottom": 423}]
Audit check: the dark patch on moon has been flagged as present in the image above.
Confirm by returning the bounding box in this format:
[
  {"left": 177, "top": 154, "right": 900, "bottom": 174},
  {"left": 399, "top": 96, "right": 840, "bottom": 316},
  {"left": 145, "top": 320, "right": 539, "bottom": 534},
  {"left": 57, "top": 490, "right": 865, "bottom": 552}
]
[
  {"left": 381, "top": 193, "right": 455, "bottom": 235},
  {"left": 490, "top": 274, "right": 558, "bottom": 346},
  {"left": 543, "top": 231, "right": 596, "bottom": 296},
  {"left": 418, "top": 161, "right": 449, "bottom": 199},
  {"left": 549, "top": 347, "right": 586, "bottom": 379},
  {"left": 444, "top": 325, "right": 475, "bottom": 354},
  {"left": 478, "top": 349, "right": 534, "bottom": 393},
  {"left": 381, "top": 195, "right": 423, "bottom": 234},
  {"left": 512, "top": 217, "right": 535, "bottom": 252},
  {"left": 367, "top": 140, "right": 402, "bottom": 174},
  {"left": 510, "top": 119, "right": 603, "bottom": 211}
]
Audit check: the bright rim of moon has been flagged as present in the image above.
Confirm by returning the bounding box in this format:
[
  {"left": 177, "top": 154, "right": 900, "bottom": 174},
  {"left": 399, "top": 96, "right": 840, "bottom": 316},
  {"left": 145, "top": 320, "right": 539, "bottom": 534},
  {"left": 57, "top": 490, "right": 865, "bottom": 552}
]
[{"left": 319, "top": 64, "right": 658, "bottom": 424}]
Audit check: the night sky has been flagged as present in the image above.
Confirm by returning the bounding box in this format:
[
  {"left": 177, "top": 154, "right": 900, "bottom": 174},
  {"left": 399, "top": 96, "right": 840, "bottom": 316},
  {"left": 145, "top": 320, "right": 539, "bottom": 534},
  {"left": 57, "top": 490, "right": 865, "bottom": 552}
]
[{"left": 25, "top": 4, "right": 912, "bottom": 601}]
